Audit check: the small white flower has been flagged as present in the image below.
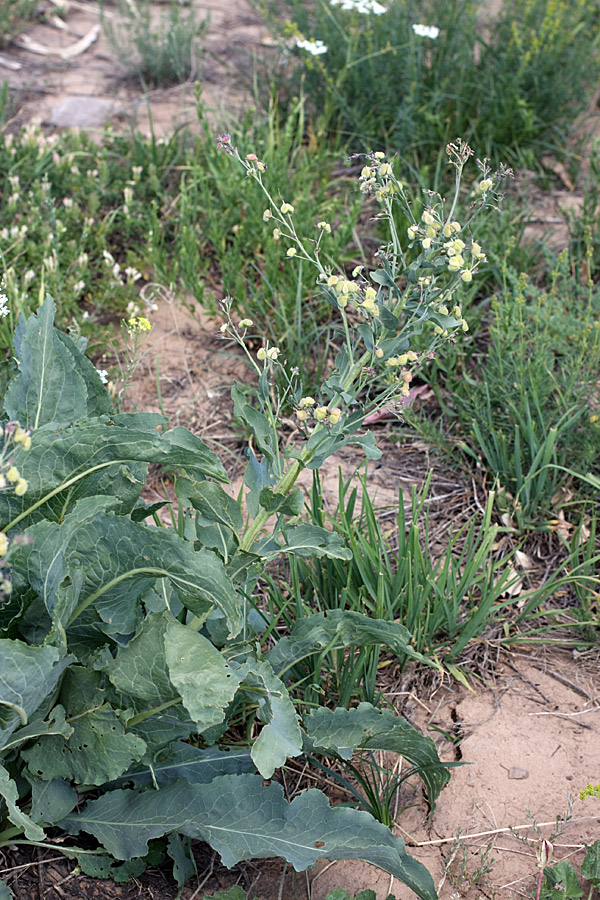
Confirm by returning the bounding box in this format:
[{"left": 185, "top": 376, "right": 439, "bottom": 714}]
[
  {"left": 331, "top": 0, "right": 386, "bottom": 12},
  {"left": 96, "top": 368, "right": 109, "bottom": 384},
  {"left": 296, "top": 38, "right": 328, "bottom": 55},
  {"left": 0, "top": 293, "right": 9, "bottom": 319},
  {"left": 412, "top": 23, "right": 440, "bottom": 38},
  {"left": 73, "top": 280, "right": 85, "bottom": 294}
]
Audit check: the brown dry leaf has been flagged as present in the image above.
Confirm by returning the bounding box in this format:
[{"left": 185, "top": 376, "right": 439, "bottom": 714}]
[
  {"left": 500, "top": 566, "right": 523, "bottom": 599},
  {"left": 514, "top": 549, "right": 534, "bottom": 570}
]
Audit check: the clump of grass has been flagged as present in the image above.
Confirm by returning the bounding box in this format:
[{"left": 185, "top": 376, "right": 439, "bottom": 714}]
[
  {"left": 102, "top": 0, "right": 208, "bottom": 87},
  {"left": 0, "top": 0, "right": 38, "bottom": 48},
  {"left": 257, "top": 0, "right": 600, "bottom": 164}
]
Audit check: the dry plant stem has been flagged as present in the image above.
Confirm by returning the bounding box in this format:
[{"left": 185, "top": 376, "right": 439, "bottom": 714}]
[{"left": 415, "top": 816, "right": 599, "bottom": 846}]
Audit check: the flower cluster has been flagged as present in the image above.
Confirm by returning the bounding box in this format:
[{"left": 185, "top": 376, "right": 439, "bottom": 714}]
[
  {"left": 412, "top": 23, "right": 439, "bottom": 39},
  {"left": 296, "top": 38, "right": 328, "bottom": 55},
  {"left": 126, "top": 316, "right": 152, "bottom": 334},
  {"left": 580, "top": 783, "right": 600, "bottom": 801},
  {"left": 357, "top": 152, "right": 400, "bottom": 202},
  {"left": 331, "top": 0, "right": 387, "bottom": 14},
  {"left": 407, "top": 208, "right": 487, "bottom": 285},
  {"left": 295, "top": 396, "right": 342, "bottom": 426}
]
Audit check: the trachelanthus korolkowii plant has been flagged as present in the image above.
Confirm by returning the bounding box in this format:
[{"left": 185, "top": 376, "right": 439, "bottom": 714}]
[
  {"left": 215, "top": 135, "right": 510, "bottom": 551},
  {"left": 0, "top": 139, "right": 507, "bottom": 900}
]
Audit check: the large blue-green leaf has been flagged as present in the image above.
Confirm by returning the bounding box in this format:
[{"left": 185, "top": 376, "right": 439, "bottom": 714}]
[
  {"left": 110, "top": 742, "right": 255, "bottom": 788},
  {"left": 243, "top": 660, "right": 302, "bottom": 778},
  {"left": 108, "top": 612, "right": 179, "bottom": 706},
  {"left": 266, "top": 610, "right": 435, "bottom": 678},
  {"left": 0, "top": 877, "right": 13, "bottom": 899},
  {"left": 4, "top": 297, "right": 88, "bottom": 429},
  {"left": 0, "top": 639, "right": 71, "bottom": 749},
  {"left": 303, "top": 702, "right": 451, "bottom": 808},
  {"left": 268, "top": 524, "right": 352, "bottom": 560},
  {"left": 29, "top": 778, "right": 78, "bottom": 825},
  {"left": 61, "top": 775, "right": 436, "bottom": 900},
  {"left": 0, "top": 762, "right": 45, "bottom": 841},
  {"left": 165, "top": 619, "right": 246, "bottom": 732},
  {"left": 17, "top": 497, "right": 242, "bottom": 638},
  {"left": 22, "top": 706, "right": 147, "bottom": 786},
  {"left": 0, "top": 415, "right": 227, "bottom": 532}
]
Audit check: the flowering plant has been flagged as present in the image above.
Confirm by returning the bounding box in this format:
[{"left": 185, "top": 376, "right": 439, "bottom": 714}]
[
  {"left": 0, "top": 140, "right": 503, "bottom": 898},
  {"left": 215, "top": 137, "right": 505, "bottom": 550}
]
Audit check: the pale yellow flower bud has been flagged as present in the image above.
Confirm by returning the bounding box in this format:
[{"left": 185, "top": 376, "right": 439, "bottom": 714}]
[
  {"left": 6, "top": 467, "right": 19, "bottom": 483},
  {"left": 286, "top": 248, "right": 297, "bottom": 258},
  {"left": 374, "top": 152, "right": 385, "bottom": 159},
  {"left": 0, "top": 533, "right": 8, "bottom": 556},
  {"left": 220, "top": 323, "right": 229, "bottom": 333},
  {"left": 296, "top": 409, "right": 308, "bottom": 421},
  {"left": 299, "top": 396, "right": 315, "bottom": 408},
  {"left": 266, "top": 347, "right": 280, "bottom": 360},
  {"left": 398, "top": 354, "right": 408, "bottom": 366},
  {"left": 422, "top": 238, "right": 432, "bottom": 250},
  {"left": 315, "top": 406, "right": 328, "bottom": 421},
  {"left": 352, "top": 266, "right": 362, "bottom": 277},
  {"left": 422, "top": 211, "right": 435, "bottom": 225},
  {"left": 378, "top": 163, "right": 392, "bottom": 177},
  {"left": 257, "top": 348, "right": 267, "bottom": 360},
  {"left": 327, "top": 275, "right": 339, "bottom": 287},
  {"left": 407, "top": 350, "right": 418, "bottom": 362},
  {"left": 364, "top": 287, "right": 377, "bottom": 302},
  {"left": 374, "top": 347, "right": 384, "bottom": 358},
  {"left": 239, "top": 319, "right": 253, "bottom": 328},
  {"left": 280, "top": 202, "right": 294, "bottom": 214},
  {"left": 460, "top": 269, "right": 473, "bottom": 283},
  {"left": 263, "top": 210, "right": 272, "bottom": 221},
  {"left": 451, "top": 221, "right": 461, "bottom": 233},
  {"left": 317, "top": 221, "right": 331, "bottom": 233},
  {"left": 15, "top": 478, "right": 27, "bottom": 496},
  {"left": 442, "top": 223, "right": 453, "bottom": 237},
  {"left": 273, "top": 228, "right": 282, "bottom": 241},
  {"left": 328, "top": 408, "right": 342, "bottom": 425},
  {"left": 407, "top": 225, "right": 418, "bottom": 240},
  {"left": 478, "top": 178, "right": 493, "bottom": 193}
]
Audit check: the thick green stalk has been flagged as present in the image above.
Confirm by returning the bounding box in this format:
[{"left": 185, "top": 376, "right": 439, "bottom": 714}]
[{"left": 240, "top": 458, "right": 303, "bottom": 552}]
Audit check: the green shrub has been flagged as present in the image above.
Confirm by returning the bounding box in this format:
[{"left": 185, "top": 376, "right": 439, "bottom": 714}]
[
  {"left": 257, "top": 0, "right": 600, "bottom": 162},
  {"left": 0, "top": 0, "right": 38, "bottom": 48},
  {"left": 101, "top": 0, "right": 208, "bottom": 87}
]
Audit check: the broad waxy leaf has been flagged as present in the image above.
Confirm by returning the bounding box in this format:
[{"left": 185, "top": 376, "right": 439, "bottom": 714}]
[
  {"left": 22, "top": 706, "right": 147, "bottom": 786},
  {"left": 62, "top": 775, "right": 436, "bottom": 900},
  {"left": 167, "top": 833, "right": 195, "bottom": 888},
  {"left": 266, "top": 609, "right": 434, "bottom": 678},
  {"left": 581, "top": 842, "right": 600, "bottom": 888},
  {"left": 303, "top": 702, "right": 451, "bottom": 808},
  {"left": 0, "top": 639, "right": 71, "bottom": 749},
  {"left": 18, "top": 496, "right": 242, "bottom": 638},
  {"left": 165, "top": 619, "right": 246, "bottom": 732},
  {"left": 0, "top": 414, "right": 227, "bottom": 531},
  {"left": 5, "top": 297, "right": 88, "bottom": 429},
  {"left": 108, "top": 613, "right": 179, "bottom": 706},
  {"left": 543, "top": 862, "right": 583, "bottom": 900},
  {"left": 244, "top": 659, "right": 302, "bottom": 778},
  {"left": 1, "top": 705, "right": 72, "bottom": 753},
  {"left": 0, "top": 878, "right": 13, "bottom": 899},
  {"left": 111, "top": 742, "right": 256, "bottom": 788},
  {"left": 0, "top": 762, "right": 45, "bottom": 841},
  {"left": 29, "top": 778, "right": 78, "bottom": 825},
  {"left": 190, "top": 482, "right": 243, "bottom": 536},
  {"left": 271, "top": 524, "right": 352, "bottom": 560}
]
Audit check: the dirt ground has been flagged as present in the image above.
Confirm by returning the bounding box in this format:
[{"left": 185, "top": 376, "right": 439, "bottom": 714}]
[{"left": 0, "top": 3, "right": 599, "bottom": 899}]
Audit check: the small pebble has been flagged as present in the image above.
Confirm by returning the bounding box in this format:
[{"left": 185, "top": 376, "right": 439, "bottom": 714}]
[{"left": 508, "top": 767, "right": 529, "bottom": 780}]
